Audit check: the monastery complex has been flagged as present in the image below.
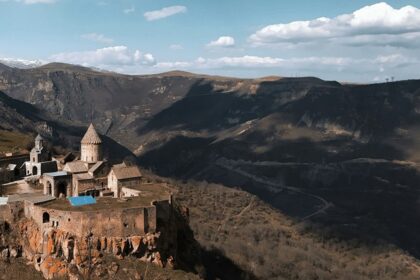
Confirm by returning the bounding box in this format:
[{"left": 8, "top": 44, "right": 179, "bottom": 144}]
[{"left": 0, "top": 124, "right": 173, "bottom": 239}]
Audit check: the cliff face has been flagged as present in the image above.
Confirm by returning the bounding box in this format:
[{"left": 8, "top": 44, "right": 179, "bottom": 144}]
[
  {"left": 0, "top": 204, "right": 194, "bottom": 280},
  {"left": 18, "top": 218, "right": 167, "bottom": 279}
]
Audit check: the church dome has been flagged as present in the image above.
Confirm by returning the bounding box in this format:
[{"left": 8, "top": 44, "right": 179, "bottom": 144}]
[{"left": 81, "top": 124, "right": 102, "bottom": 144}]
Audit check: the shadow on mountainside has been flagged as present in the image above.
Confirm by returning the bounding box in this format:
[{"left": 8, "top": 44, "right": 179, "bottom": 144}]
[
  {"left": 137, "top": 78, "right": 420, "bottom": 260},
  {"left": 52, "top": 123, "right": 137, "bottom": 165},
  {"left": 138, "top": 81, "right": 262, "bottom": 134},
  {"left": 172, "top": 199, "right": 257, "bottom": 280},
  {"left": 139, "top": 133, "right": 420, "bottom": 259}
]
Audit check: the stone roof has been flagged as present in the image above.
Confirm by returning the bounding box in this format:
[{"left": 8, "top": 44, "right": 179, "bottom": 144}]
[
  {"left": 35, "top": 134, "right": 43, "bottom": 141},
  {"left": 44, "top": 171, "right": 69, "bottom": 177},
  {"left": 75, "top": 173, "right": 94, "bottom": 181},
  {"left": 112, "top": 166, "right": 142, "bottom": 180},
  {"left": 89, "top": 161, "right": 104, "bottom": 174},
  {"left": 81, "top": 124, "right": 102, "bottom": 145},
  {"left": 64, "top": 161, "right": 89, "bottom": 173}
]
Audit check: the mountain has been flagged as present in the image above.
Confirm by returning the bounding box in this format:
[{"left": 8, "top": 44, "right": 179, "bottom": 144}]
[
  {"left": 0, "top": 58, "right": 44, "bottom": 69},
  {"left": 1, "top": 62, "right": 420, "bottom": 278},
  {"left": 0, "top": 87, "right": 134, "bottom": 163}
]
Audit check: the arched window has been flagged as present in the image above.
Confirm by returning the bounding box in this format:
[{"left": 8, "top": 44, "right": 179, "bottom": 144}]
[
  {"left": 47, "top": 182, "right": 52, "bottom": 195},
  {"left": 42, "top": 212, "right": 50, "bottom": 223}
]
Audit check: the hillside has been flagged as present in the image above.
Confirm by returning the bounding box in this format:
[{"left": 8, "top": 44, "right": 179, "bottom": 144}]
[
  {"left": 0, "top": 88, "right": 134, "bottom": 163},
  {"left": 1, "top": 62, "right": 420, "bottom": 278},
  {"left": 175, "top": 180, "right": 420, "bottom": 280}
]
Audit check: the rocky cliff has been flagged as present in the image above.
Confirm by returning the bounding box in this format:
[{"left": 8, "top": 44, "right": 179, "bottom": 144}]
[{"left": 0, "top": 204, "right": 201, "bottom": 280}]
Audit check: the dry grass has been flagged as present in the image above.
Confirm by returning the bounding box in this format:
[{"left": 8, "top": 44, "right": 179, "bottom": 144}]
[
  {"left": 175, "top": 181, "right": 420, "bottom": 280},
  {"left": 0, "top": 130, "right": 31, "bottom": 154}
]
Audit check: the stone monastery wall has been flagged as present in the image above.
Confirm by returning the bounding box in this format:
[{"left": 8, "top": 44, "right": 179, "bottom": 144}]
[
  {"left": 0, "top": 202, "right": 24, "bottom": 223},
  {"left": 24, "top": 201, "right": 157, "bottom": 237}
]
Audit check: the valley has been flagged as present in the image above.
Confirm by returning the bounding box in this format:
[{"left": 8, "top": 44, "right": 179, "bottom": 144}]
[{"left": 1, "top": 62, "right": 420, "bottom": 279}]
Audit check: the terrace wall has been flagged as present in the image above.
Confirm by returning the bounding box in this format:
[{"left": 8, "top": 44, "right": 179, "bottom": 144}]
[{"left": 25, "top": 201, "right": 158, "bottom": 237}]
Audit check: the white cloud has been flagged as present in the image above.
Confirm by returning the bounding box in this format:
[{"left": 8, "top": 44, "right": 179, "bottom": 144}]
[
  {"left": 134, "top": 50, "right": 156, "bottom": 65},
  {"left": 249, "top": 2, "right": 420, "bottom": 47},
  {"left": 153, "top": 53, "right": 420, "bottom": 76},
  {"left": 7, "top": 50, "right": 419, "bottom": 81},
  {"left": 155, "top": 61, "right": 192, "bottom": 69},
  {"left": 50, "top": 46, "right": 156, "bottom": 68},
  {"left": 144, "top": 5, "right": 187, "bottom": 21},
  {"left": 81, "top": 33, "right": 114, "bottom": 45},
  {"left": 207, "top": 36, "right": 235, "bottom": 48},
  {"left": 123, "top": 6, "right": 135, "bottom": 14},
  {"left": 196, "top": 56, "right": 283, "bottom": 68},
  {"left": 169, "top": 44, "right": 184, "bottom": 50}
]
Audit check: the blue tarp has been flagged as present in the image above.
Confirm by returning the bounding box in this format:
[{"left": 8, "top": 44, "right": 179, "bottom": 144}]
[{"left": 68, "top": 196, "right": 96, "bottom": 207}]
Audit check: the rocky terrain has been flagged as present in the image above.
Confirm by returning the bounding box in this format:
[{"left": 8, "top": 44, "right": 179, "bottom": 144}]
[
  {"left": 0, "top": 197, "right": 205, "bottom": 280},
  {"left": 1, "top": 62, "right": 420, "bottom": 279}
]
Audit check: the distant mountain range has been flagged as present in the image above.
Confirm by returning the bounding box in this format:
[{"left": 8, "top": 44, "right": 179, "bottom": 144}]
[
  {"left": 0, "top": 58, "right": 45, "bottom": 69},
  {"left": 1, "top": 62, "right": 420, "bottom": 260}
]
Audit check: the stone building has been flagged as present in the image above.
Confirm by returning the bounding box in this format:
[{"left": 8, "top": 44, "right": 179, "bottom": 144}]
[
  {"left": 43, "top": 124, "right": 110, "bottom": 197},
  {"left": 38, "top": 123, "right": 153, "bottom": 200},
  {"left": 41, "top": 171, "right": 72, "bottom": 198},
  {"left": 22, "top": 135, "right": 57, "bottom": 177},
  {"left": 108, "top": 163, "right": 142, "bottom": 198},
  {"left": 80, "top": 124, "right": 102, "bottom": 164}
]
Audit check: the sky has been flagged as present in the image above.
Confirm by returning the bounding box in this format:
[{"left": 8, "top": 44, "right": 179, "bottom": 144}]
[{"left": 1, "top": 0, "right": 420, "bottom": 82}]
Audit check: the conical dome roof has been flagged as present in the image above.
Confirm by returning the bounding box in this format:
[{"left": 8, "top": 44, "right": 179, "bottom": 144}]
[
  {"left": 35, "top": 134, "right": 43, "bottom": 141},
  {"left": 81, "top": 124, "right": 102, "bottom": 144}
]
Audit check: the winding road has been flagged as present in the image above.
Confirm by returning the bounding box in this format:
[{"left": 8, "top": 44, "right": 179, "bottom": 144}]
[{"left": 215, "top": 158, "right": 332, "bottom": 220}]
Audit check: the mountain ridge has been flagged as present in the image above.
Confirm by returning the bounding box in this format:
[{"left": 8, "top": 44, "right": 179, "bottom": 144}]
[{"left": 1, "top": 61, "right": 420, "bottom": 278}]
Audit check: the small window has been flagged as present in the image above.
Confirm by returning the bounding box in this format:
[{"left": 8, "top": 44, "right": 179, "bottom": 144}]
[{"left": 42, "top": 212, "right": 50, "bottom": 223}]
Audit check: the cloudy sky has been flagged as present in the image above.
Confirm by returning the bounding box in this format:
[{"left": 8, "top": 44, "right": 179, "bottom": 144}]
[{"left": 1, "top": 0, "right": 420, "bottom": 82}]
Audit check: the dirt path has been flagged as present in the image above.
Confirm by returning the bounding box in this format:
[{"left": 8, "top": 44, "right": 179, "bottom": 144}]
[{"left": 215, "top": 158, "right": 332, "bottom": 221}]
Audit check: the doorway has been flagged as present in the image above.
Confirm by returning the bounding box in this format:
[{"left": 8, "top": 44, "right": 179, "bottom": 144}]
[{"left": 57, "top": 182, "right": 68, "bottom": 197}]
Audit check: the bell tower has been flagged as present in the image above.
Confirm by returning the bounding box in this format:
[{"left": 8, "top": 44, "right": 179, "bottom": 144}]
[{"left": 80, "top": 124, "right": 102, "bottom": 164}]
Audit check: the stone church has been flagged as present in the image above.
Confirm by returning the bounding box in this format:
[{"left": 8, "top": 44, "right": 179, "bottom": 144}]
[
  {"left": 22, "top": 134, "right": 58, "bottom": 177},
  {"left": 40, "top": 124, "right": 142, "bottom": 198}
]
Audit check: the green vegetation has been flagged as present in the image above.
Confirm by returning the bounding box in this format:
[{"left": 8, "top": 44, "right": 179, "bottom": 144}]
[{"left": 0, "top": 130, "right": 32, "bottom": 155}]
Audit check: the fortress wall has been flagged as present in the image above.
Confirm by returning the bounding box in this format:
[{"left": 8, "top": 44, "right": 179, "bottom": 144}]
[
  {"left": 145, "top": 206, "right": 156, "bottom": 233},
  {"left": 28, "top": 203, "right": 158, "bottom": 238},
  {"left": 153, "top": 199, "right": 172, "bottom": 229},
  {"left": 0, "top": 205, "right": 13, "bottom": 222},
  {"left": 0, "top": 201, "right": 24, "bottom": 223}
]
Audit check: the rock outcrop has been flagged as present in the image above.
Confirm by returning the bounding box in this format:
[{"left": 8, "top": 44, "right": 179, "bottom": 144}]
[{"left": 0, "top": 218, "right": 175, "bottom": 279}]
